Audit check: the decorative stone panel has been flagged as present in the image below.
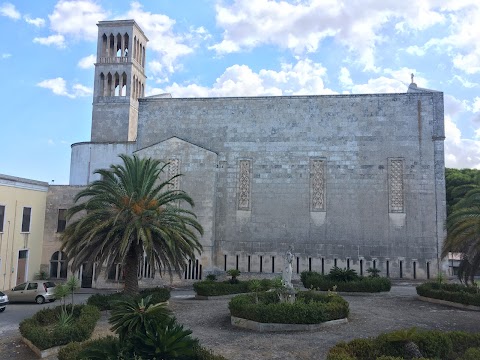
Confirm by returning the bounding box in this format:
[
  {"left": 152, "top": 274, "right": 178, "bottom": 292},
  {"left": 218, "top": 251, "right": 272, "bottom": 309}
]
[
  {"left": 238, "top": 160, "right": 251, "bottom": 210},
  {"left": 389, "top": 158, "right": 404, "bottom": 213},
  {"left": 310, "top": 159, "right": 326, "bottom": 212},
  {"left": 167, "top": 159, "right": 180, "bottom": 191}
]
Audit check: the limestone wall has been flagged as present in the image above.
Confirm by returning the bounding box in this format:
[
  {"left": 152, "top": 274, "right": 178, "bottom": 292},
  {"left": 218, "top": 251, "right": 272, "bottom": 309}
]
[{"left": 135, "top": 93, "right": 445, "bottom": 279}]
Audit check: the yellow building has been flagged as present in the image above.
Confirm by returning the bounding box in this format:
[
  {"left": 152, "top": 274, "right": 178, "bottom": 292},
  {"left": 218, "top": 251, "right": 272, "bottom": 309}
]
[{"left": 0, "top": 174, "right": 48, "bottom": 291}]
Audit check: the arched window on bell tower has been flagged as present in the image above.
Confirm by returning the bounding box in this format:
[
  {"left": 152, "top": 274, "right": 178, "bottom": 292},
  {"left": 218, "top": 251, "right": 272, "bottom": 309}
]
[{"left": 92, "top": 20, "right": 149, "bottom": 142}]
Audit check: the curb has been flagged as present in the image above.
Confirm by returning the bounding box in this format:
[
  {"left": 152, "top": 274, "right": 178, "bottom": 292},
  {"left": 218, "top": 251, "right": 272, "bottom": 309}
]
[
  {"left": 231, "top": 316, "right": 348, "bottom": 332},
  {"left": 417, "top": 295, "right": 480, "bottom": 311}
]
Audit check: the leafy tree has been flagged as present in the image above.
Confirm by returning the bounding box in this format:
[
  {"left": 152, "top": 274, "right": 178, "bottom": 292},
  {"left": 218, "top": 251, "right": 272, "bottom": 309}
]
[
  {"left": 445, "top": 168, "right": 480, "bottom": 215},
  {"left": 442, "top": 187, "right": 480, "bottom": 285},
  {"left": 61, "top": 154, "right": 203, "bottom": 295}
]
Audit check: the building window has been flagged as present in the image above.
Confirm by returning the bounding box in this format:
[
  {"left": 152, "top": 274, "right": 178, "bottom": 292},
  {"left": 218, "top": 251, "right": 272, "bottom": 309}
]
[
  {"left": 50, "top": 251, "right": 68, "bottom": 278},
  {"left": 108, "top": 263, "right": 124, "bottom": 281},
  {"left": 0, "top": 205, "right": 5, "bottom": 232},
  {"left": 21, "top": 207, "right": 31, "bottom": 233},
  {"left": 57, "top": 209, "right": 67, "bottom": 232}
]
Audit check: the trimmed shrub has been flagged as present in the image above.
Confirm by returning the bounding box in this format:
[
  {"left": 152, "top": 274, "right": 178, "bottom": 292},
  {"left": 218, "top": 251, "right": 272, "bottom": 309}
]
[
  {"left": 327, "top": 329, "right": 479, "bottom": 360},
  {"left": 58, "top": 338, "right": 228, "bottom": 360},
  {"left": 19, "top": 304, "right": 100, "bottom": 350},
  {"left": 229, "top": 290, "right": 349, "bottom": 324},
  {"left": 460, "top": 347, "right": 480, "bottom": 360},
  {"left": 194, "top": 279, "right": 276, "bottom": 296},
  {"left": 139, "top": 287, "right": 171, "bottom": 303},
  {"left": 301, "top": 271, "right": 391, "bottom": 292},
  {"left": 416, "top": 282, "right": 480, "bottom": 307},
  {"left": 86, "top": 287, "right": 170, "bottom": 310},
  {"left": 86, "top": 292, "right": 124, "bottom": 311},
  {"left": 57, "top": 341, "right": 84, "bottom": 360}
]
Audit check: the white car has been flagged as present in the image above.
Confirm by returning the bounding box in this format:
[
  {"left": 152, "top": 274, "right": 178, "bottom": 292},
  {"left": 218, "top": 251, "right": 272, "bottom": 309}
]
[{"left": 0, "top": 291, "right": 8, "bottom": 312}]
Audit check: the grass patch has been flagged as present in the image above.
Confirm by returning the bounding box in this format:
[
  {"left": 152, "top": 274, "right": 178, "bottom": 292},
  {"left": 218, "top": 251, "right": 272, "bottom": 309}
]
[
  {"left": 327, "top": 328, "right": 480, "bottom": 360},
  {"left": 194, "top": 278, "right": 277, "bottom": 296},
  {"left": 229, "top": 290, "right": 349, "bottom": 324},
  {"left": 19, "top": 304, "right": 100, "bottom": 350},
  {"left": 86, "top": 287, "right": 170, "bottom": 310},
  {"left": 416, "top": 282, "right": 480, "bottom": 307},
  {"left": 301, "top": 270, "right": 391, "bottom": 293}
]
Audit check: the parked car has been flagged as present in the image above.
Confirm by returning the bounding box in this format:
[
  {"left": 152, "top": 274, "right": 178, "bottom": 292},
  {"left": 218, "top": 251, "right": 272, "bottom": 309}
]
[
  {"left": 0, "top": 291, "right": 8, "bottom": 312},
  {"left": 4, "top": 281, "right": 56, "bottom": 304}
]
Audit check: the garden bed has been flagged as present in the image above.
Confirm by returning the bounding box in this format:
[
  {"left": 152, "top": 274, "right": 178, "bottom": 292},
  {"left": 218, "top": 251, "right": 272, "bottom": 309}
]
[
  {"left": 327, "top": 328, "right": 480, "bottom": 360},
  {"left": 416, "top": 282, "right": 480, "bottom": 308},
  {"left": 229, "top": 291, "right": 349, "bottom": 327},
  {"left": 301, "top": 270, "right": 391, "bottom": 292},
  {"left": 19, "top": 304, "right": 100, "bottom": 352},
  {"left": 193, "top": 279, "right": 276, "bottom": 297},
  {"left": 86, "top": 286, "right": 170, "bottom": 310}
]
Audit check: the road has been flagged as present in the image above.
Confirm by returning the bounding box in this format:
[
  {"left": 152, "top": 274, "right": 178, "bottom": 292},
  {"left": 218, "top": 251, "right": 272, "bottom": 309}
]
[
  {"left": 0, "top": 288, "right": 195, "bottom": 337},
  {"left": 0, "top": 294, "right": 92, "bottom": 336}
]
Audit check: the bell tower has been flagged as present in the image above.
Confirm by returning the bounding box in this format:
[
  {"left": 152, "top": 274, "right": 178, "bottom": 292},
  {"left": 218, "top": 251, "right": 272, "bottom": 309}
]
[{"left": 91, "top": 20, "right": 148, "bottom": 142}]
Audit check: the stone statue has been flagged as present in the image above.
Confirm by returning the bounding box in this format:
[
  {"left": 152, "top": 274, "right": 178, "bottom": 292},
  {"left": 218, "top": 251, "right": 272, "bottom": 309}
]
[{"left": 282, "top": 245, "right": 294, "bottom": 290}]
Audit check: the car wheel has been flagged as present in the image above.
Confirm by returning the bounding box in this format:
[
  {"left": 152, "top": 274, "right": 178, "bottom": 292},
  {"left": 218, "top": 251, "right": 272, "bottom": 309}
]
[
  {"left": 35, "top": 296, "right": 45, "bottom": 304},
  {"left": 0, "top": 307, "right": 5, "bottom": 312}
]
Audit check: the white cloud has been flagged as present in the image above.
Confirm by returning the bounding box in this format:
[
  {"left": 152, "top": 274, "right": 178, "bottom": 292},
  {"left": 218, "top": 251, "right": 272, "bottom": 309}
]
[
  {"left": 37, "top": 77, "right": 92, "bottom": 98},
  {"left": 452, "top": 75, "right": 478, "bottom": 88},
  {"left": 473, "top": 97, "right": 480, "bottom": 113},
  {"left": 48, "top": 0, "right": 108, "bottom": 41},
  {"left": 148, "top": 59, "right": 335, "bottom": 97},
  {"left": 443, "top": 94, "right": 480, "bottom": 169},
  {"left": 1, "top": 53, "right": 11, "bottom": 59},
  {"left": 77, "top": 54, "right": 96, "bottom": 69},
  {"left": 339, "top": 67, "right": 353, "bottom": 88},
  {"left": 24, "top": 15, "right": 45, "bottom": 27},
  {"left": 33, "top": 34, "right": 66, "bottom": 48},
  {"left": 122, "top": 2, "right": 207, "bottom": 77},
  {"left": 72, "top": 84, "right": 93, "bottom": 96},
  {"left": 405, "top": 45, "right": 426, "bottom": 57},
  {"left": 421, "top": 3, "right": 480, "bottom": 74},
  {"left": 210, "top": 1, "right": 447, "bottom": 71},
  {"left": 0, "top": 2, "right": 20, "bottom": 19}
]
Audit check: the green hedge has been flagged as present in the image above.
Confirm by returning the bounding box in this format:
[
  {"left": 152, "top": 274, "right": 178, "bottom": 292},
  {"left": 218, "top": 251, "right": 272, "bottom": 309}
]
[
  {"left": 58, "top": 336, "right": 228, "bottom": 360},
  {"left": 229, "top": 290, "right": 349, "bottom": 324},
  {"left": 301, "top": 271, "right": 391, "bottom": 292},
  {"left": 194, "top": 279, "right": 276, "bottom": 296},
  {"left": 327, "top": 329, "right": 480, "bottom": 360},
  {"left": 87, "top": 287, "right": 171, "bottom": 310},
  {"left": 19, "top": 305, "right": 100, "bottom": 350},
  {"left": 416, "top": 282, "right": 480, "bottom": 307}
]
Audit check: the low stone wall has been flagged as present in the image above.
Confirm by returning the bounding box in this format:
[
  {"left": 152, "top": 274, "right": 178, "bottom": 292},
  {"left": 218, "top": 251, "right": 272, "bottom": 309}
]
[
  {"left": 231, "top": 316, "right": 348, "bottom": 332},
  {"left": 22, "top": 337, "right": 62, "bottom": 359},
  {"left": 418, "top": 295, "right": 480, "bottom": 311}
]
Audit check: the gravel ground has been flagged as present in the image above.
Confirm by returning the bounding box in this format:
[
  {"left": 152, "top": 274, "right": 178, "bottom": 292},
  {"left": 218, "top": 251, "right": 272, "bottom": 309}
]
[
  {"left": 171, "top": 284, "right": 480, "bottom": 360},
  {"left": 1, "top": 284, "right": 480, "bottom": 360}
]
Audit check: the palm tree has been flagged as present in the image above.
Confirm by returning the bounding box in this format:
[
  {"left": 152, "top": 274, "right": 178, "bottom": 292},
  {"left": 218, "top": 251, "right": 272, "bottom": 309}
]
[
  {"left": 61, "top": 154, "right": 203, "bottom": 295},
  {"left": 442, "top": 187, "right": 480, "bottom": 285}
]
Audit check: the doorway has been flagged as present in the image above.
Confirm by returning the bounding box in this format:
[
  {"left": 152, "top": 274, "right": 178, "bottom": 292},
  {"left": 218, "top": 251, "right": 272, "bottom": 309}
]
[
  {"left": 16, "top": 250, "right": 28, "bottom": 285},
  {"left": 81, "top": 263, "right": 93, "bottom": 288}
]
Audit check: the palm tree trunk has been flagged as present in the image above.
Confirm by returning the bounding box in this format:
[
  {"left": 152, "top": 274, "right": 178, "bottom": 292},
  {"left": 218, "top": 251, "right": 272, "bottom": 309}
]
[{"left": 124, "top": 246, "right": 139, "bottom": 295}]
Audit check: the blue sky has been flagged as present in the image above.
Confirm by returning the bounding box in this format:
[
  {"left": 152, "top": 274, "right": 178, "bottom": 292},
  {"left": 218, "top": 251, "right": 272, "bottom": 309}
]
[{"left": 1, "top": 0, "right": 479, "bottom": 184}]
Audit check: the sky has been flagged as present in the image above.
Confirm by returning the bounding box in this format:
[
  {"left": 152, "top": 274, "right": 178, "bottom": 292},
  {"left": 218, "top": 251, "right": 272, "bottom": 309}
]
[{"left": 0, "top": 0, "right": 480, "bottom": 185}]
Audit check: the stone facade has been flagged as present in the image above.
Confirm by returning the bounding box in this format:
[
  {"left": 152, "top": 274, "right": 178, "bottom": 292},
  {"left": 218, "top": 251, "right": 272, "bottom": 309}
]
[{"left": 43, "top": 20, "right": 447, "bottom": 286}]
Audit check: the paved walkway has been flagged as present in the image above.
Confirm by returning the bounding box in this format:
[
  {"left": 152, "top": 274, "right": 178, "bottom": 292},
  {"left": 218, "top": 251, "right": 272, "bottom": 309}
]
[
  {"left": 171, "top": 284, "right": 480, "bottom": 360},
  {"left": 1, "top": 284, "right": 480, "bottom": 359}
]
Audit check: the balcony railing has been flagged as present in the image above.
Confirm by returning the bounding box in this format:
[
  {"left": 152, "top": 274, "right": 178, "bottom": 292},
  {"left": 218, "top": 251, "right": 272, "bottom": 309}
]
[{"left": 99, "top": 56, "right": 128, "bottom": 64}]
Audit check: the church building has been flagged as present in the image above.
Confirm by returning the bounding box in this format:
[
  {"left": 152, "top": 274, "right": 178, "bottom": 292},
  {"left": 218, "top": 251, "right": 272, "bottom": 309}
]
[{"left": 42, "top": 20, "right": 446, "bottom": 287}]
